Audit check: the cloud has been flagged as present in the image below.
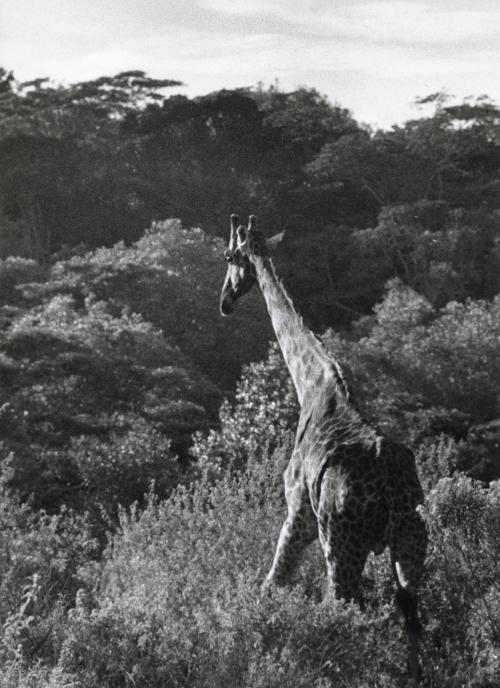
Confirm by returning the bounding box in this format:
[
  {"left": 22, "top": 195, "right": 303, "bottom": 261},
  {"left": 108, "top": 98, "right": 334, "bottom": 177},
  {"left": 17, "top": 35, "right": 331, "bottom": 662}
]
[
  {"left": 1, "top": 0, "right": 499, "bottom": 127},
  {"left": 353, "top": 2, "right": 500, "bottom": 45},
  {"left": 200, "top": 0, "right": 500, "bottom": 46}
]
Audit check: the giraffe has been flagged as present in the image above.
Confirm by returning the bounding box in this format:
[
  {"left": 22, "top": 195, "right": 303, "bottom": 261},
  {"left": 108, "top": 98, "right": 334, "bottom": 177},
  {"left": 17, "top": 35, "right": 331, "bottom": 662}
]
[{"left": 220, "top": 214, "right": 428, "bottom": 682}]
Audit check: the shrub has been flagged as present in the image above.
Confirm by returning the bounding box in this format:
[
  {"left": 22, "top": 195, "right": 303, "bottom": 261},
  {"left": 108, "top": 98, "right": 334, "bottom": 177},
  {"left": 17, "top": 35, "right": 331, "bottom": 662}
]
[
  {"left": 0, "top": 467, "right": 98, "bottom": 674},
  {"left": 3, "top": 399, "right": 499, "bottom": 687},
  {"left": 55, "top": 446, "right": 408, "bottom": 688},
  {"left": 0, "top": 295, "right": 216, "bottom": 511},
  {"left": 0, "top": 257, "right": 45, "bottom": 307},
  {"left": 419, "top": 475, "right": 500, "bottom": 686},
  {"left": 323, "top": 282, "right": 500, "bottom": 459},
  {"left": 22, "top": 220, "right": 272, "bottom": 388},
  {"left": 69, "top": 419, "right": 179, "bottom": 509},
  {"left": 191, "top": 343, "right": 298, "bottom": 478}
]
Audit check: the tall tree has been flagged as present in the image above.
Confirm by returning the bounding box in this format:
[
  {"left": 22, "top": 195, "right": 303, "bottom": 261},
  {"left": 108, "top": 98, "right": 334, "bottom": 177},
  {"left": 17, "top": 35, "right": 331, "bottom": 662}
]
[
  {"left": 307, "top": 93, "right": 500, "bottom": 212},
  {"left": 0, "top": 71, "right": 182, "bottom": 260}
]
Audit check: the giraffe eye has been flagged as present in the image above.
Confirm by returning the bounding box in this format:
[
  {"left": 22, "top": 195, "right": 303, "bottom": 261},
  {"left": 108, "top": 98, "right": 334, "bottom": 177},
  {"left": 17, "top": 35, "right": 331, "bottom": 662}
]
[{"left": 224, "top": 249, "right": 233, "bottom": 263}]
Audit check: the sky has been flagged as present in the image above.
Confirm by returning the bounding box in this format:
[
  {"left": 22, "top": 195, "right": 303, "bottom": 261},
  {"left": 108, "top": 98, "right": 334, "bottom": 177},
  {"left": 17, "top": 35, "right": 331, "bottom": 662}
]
[{"left": 1, "top": 0, "right": 499, "bottom": 129}]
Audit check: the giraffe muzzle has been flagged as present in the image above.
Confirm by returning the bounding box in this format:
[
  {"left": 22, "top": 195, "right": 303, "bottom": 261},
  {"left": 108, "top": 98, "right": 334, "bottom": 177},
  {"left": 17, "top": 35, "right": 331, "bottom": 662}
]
[{"left": 220, "top": 290, "right": 236, "bottom": 316}]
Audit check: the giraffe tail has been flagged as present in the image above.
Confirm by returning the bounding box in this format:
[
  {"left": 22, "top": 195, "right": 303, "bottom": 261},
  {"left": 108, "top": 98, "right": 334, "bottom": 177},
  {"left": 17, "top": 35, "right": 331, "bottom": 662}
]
[
  {"left": 395, "top": 586, "right": 422, "bottom": 638},
  {"left": 391, "top": 552, "right": 424, "bottom": 684}
]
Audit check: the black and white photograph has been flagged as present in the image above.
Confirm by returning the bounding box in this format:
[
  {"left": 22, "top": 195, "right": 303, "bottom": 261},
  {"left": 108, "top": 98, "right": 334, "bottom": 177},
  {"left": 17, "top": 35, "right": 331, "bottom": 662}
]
[{"left": 1, "top": 1, "right": 499, "bottom": 686}]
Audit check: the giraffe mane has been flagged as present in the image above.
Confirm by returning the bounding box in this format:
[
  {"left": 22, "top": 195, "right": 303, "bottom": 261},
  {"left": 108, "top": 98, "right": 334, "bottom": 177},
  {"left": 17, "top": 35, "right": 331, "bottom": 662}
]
[{"left": 268, "top": 257, "right": 352, "bottom": 401}]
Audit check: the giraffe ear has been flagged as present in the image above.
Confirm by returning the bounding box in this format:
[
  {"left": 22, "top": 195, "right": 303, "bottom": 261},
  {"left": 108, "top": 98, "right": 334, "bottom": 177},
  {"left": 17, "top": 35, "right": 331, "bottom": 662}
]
[{"left": 266, "top": 232, "right": 284, "bottom": 251}]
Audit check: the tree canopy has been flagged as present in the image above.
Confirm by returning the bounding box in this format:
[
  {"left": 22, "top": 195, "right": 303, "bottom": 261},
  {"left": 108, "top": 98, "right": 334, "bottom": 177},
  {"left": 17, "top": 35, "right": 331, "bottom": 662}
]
[{"left": 1, "top": 69, "right": 500, "bottom": 687}]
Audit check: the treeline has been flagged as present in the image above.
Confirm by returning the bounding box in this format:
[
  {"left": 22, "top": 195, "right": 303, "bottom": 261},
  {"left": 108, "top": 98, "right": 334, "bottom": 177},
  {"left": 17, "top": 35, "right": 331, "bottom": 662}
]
[
  {"left": 0, "top": 69, "right": 500, "bottom": 686},
  {"left": 1, "top": 69, "right": 500, "bottom": 329}
]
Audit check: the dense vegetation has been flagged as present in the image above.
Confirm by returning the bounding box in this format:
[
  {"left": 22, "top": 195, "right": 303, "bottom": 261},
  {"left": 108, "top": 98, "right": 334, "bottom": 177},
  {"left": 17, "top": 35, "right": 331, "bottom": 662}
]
[{"left": 0, "top": 68, "right": 499, "bottom": 686}]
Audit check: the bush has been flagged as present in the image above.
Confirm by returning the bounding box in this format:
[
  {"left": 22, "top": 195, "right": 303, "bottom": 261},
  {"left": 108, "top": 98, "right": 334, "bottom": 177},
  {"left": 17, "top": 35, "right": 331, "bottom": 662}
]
[
  {"left": 0, "top": 468, "right": 98, "bottom": 674},
  {"left": 54, "top": 445, "right": 408, "bottom": 688},
  {"left": 70, "top": 419, "right": 179, "bottom": 509},
  {"left": 0, "top": 257, "right": 45, "bottom": 307},
  {"left": 0, "top": 295, "right": 216, "bottom": 511},
  {"left": 323, "top": 282, "right": 500, "bottom": 459},
  {"left": 22, "top": 220, "right": 272, "bottom": 388},
  {"left": 419, "top": 474, "right": 500, "bottom": 686},
  {"left": 191, "top": 343, "right": 298, "bottom": 478},
  {"left": 2, "top": 355, "right": 499, "bottom": 687}
]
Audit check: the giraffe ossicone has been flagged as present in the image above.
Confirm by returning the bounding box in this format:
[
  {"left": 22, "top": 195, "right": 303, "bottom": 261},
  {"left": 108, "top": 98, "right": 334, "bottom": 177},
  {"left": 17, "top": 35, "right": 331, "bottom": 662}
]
[{"left": 220, "top": 214, "right": 427, "bottom": 683}]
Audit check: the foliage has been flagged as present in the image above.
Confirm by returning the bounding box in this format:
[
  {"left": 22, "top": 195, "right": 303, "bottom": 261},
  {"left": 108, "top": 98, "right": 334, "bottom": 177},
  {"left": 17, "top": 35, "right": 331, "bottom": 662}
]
[
  {"left": 256, "top": 86, "right": 359, "bottom": 173},
  {"left": 307, "top": 93, "right": 500, "bottom": 209},
  {"left": 0, "top": 68, "right": 499, "bottom": 686},
  {"left": 22, "top": 219, "right": 273, "bottom": 388},
  {"left": 0, "top": 71, "right": 182, "bottom": 262},
  {"left": 351, "top": 203, "right": 500, "bottom": 309},
  {"left": 420, "top": 475, "right": 500, "bottom": 686},
  {"left": 0, "top": 70, "right": 182, "bottom": 139},
  {"left": 69, "top": 421, "right": 178, "bottom": 511},
  {"left": 0, "top": 291, "right": 215, "bottom": 511},
  {"left": 0, "top": 472, "right": 98, "bottom": 674},
  {"left": 323, "top": 282, "right": 500, "bottom": 473},
  {"left": 191, "top": 343, "right": 298, "bottom": 478},
  {"left": 0, "top": 257, "right": 45, "bottom": 307},
  {"left": 45, "top": 449, "right": 407, "bottom": 688},
  {"left": 274, "top": 223, "right": 361, "bottom": 328},
  {"left": 1, "top": 68, "right": 499, "bottom": 333},
  {"left": 307, "top": 128, "right": 424, "bottom": 206},
  {"left": 1, "top": 440, "right": 497, "bottom": 687}
]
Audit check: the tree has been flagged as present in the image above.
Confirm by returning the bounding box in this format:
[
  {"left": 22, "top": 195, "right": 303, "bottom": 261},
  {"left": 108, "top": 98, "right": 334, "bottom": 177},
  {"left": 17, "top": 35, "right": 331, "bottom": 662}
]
[
  {"left": 307, "top": 93, "right": 500, "bottom": 214},
  {"left": 0, "top": 70, "right": 182, "bottom": 259},
  {"left": 0, "top": 292, "right": 219, "bottom": 511},
  {"left": 352, "top": 202, "right": 500, "bottom": 308},
  {"left": 257, "top": 86, "right": 359, "bottom": 169},
  {"left": 130, "top": 89, "right": 273, "bottom": 234},
  {"left": 0, "top": 70, "right": 182, "bottom": 140},
  {"left": 307, "top": 128, "right": 427, "bottom": 208},
  {"left": 23, "top": 219, "right": 273, "bottom": 389},
  {"left": 322, "top": 281, "right": 500, "bottom": 480}
]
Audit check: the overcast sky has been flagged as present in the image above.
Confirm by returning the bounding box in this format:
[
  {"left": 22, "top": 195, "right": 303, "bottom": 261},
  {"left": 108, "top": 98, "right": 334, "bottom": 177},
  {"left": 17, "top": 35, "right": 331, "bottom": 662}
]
[{"left": 1, "top": 0, "right": 499, "bottom": 128}]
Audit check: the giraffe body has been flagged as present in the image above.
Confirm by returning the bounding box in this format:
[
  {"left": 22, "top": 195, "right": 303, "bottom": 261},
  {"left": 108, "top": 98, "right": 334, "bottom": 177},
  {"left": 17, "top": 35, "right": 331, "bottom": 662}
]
[
  {"left": 220, "top": 215, "right": 427, "bottom": 681},
  {"left": 265, "top": 377, "right": 426, "bottom": 605}
]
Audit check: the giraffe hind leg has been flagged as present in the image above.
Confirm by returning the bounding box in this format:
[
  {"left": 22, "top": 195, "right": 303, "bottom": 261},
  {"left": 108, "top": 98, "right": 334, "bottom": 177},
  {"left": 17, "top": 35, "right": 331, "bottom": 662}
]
[
  {"left": 330, "top": 550, "right": 368, "bottom": 607},
  {"left": 318, "top": 515, "right": 369, "bottom": 606}
]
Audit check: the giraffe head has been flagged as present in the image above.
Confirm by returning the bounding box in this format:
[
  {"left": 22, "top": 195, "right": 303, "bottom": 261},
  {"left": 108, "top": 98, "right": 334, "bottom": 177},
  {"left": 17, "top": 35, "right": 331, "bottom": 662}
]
[{"left": 220, "top": 214, "right": 265, "bottom": 316}]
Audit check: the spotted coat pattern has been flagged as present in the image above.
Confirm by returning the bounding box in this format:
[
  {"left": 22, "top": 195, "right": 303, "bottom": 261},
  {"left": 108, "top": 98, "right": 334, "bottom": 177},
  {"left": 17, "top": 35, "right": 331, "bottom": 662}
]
[{"left": 220, "top": 215, "right": 427, "bottom": 682}]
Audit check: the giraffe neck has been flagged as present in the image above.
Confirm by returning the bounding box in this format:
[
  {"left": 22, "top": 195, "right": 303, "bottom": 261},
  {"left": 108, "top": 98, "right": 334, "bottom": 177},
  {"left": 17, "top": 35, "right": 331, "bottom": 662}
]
[{"left": 254, "top": 255, "right": 348, "bottom": 407}]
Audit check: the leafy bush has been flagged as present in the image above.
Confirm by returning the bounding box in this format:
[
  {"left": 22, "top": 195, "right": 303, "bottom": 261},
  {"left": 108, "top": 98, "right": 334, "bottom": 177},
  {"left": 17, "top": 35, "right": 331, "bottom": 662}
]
[
  {"left": 70, "top": 420, "right": 178, "bottom": 509},
  {"left": 191, "top": 343, "right": 298, "bottom": 478},
  {"left": 420, "top": 475, "right": 500, "bottom": 686},
  {"left": 0, "top": 256, "right": 45, "bottom": 307},
  {"left": 0, "top": 468, "right": 98, "bottom": 675},
  {"left": 53, "top": 445, "right": 408, "bottom": 688},
  {"left": 21, "top": 220, "right": 272, "bottom": 388},
  {"left": 323, "top": 282, "right": 500, "bottom": 461},
  {"left": 14, "top": 439, "right": 493, "bottom": 688},
  {"left": 351, "top": 204, "right": 500, "bottom": 309},
  {"left": 1, "top": 286, "right": 499, "bottom": 685},
  {"left": 0, "top": 295, "right": 215, "bottom": 511}
]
